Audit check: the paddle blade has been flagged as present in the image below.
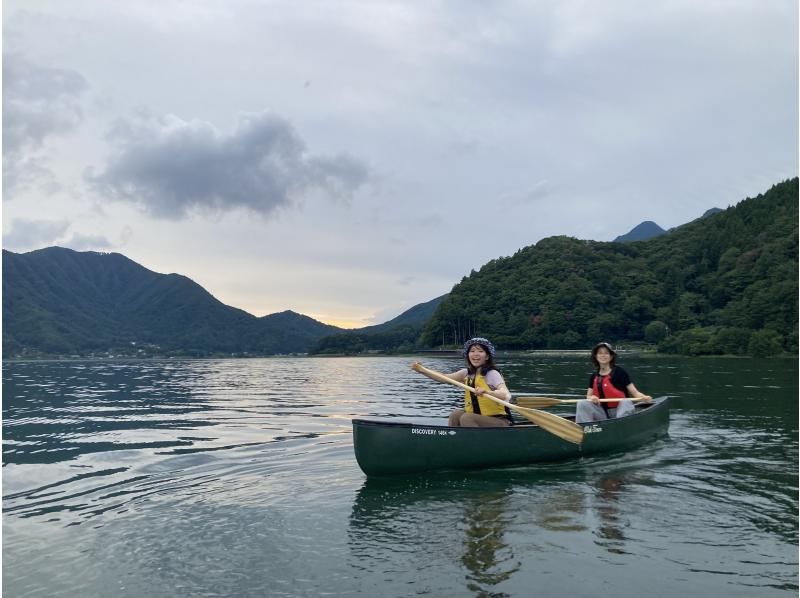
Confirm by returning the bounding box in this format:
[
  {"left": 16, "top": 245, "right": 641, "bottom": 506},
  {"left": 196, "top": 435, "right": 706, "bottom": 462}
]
[{"left": 514, "top": 406, "right": 585, "bottom": 445}]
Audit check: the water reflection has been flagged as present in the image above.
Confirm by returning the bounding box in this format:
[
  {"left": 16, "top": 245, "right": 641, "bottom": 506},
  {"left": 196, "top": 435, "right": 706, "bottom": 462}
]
[
  {"left": 349, "top": 476, "right": 521, "bottom": 597},
  {"left": 522, "top": 468, "right": 637, "bottom": 555},
  {"left": 347, "top": 469, "right": 648, "bottom": 595},
  {"left": 593, "top": 475, "right": 628, "bottom": 554},
  {"left": 2, "top": 358, "right": 367, "bottom": 467},
  {"left": 532, "top": 497, "right": 587, "bottom": 537},
  {"left": 460, "top": 488, "right": 520, "bottom": 596}
]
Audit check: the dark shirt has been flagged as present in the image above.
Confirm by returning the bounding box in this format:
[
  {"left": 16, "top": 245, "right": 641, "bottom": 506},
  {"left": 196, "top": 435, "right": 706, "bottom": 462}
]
[{"left": 587, "top": 367, "right": 631, "bottom": 396}]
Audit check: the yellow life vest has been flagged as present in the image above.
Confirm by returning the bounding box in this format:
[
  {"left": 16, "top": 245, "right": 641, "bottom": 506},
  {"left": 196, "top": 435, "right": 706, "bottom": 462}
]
[{"left": 463, "top": 370, "right": 508, "bottom": 417}]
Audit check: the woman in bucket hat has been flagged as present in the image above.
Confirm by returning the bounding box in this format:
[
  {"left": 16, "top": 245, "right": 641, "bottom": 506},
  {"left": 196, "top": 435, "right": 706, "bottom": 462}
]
[
  {"left": 576, "top": 342, "right": 652, "bottom": 423},
  {"left": 413, "top": 337, "right": 514, "bottom": 427}
]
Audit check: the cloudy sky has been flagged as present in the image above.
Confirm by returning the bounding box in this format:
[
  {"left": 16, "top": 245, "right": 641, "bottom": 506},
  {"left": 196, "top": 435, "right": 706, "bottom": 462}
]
[{"left": 3, "top": 1, "right": 797, "bottom": 327}]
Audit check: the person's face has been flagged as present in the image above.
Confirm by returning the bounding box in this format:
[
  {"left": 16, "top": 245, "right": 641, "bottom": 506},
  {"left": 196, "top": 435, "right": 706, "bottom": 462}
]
[
  {"left": 595, "top": 348, "right": 612, "bottom": 363},
  {"left": 468, "top": 345, "right": 489, "bottom": 367}
]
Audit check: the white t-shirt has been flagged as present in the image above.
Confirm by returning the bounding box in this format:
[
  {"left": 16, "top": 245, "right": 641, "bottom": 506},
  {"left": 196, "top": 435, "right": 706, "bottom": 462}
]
[{"left": 457, "top": 368, "right": 505, "bottom": 390}]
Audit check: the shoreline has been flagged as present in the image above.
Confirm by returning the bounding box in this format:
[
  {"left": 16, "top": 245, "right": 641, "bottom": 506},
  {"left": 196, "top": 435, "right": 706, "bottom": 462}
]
[{"left": 4, "top": 350, "right": 795, "bottom": 363}]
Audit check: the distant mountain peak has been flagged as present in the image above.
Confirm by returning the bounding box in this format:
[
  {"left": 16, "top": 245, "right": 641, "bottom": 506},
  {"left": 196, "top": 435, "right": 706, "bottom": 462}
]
[
  {"left": 613, "top": 220, "right": 666, "bottom": 243},
  {"left": 613, "top": 206, "right": 725, "bottom": 243}
]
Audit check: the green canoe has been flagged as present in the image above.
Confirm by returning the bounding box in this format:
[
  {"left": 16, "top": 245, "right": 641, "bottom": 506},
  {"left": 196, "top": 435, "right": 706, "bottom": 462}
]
[{"left": 352, "top": 397, "right": 670, "bottom": 476}]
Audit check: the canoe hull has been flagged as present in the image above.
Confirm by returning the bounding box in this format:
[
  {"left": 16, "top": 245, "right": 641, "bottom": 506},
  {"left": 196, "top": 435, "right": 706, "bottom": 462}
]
[{"left": 352, "top": 397, "right": 670, "bottom": 476}]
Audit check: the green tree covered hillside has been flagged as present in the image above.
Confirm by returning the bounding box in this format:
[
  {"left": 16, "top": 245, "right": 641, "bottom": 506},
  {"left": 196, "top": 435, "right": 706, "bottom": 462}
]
[
  {"left": 421, "top": 179, "right": 798, "bottom": 356},
  {"left": 2, "top": 247, "right": 343, "bottom": 357}
]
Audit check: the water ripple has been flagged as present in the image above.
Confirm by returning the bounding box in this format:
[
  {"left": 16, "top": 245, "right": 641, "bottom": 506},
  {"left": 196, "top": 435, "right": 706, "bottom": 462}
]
[{"left": 3, "top": 355, "right": 797, "bottom": 597}]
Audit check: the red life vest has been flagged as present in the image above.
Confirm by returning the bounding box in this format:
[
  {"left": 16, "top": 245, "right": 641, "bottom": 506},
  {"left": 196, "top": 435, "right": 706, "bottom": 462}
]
[{"left": 592, "top": 371, "right": 626, "bottom": 409}]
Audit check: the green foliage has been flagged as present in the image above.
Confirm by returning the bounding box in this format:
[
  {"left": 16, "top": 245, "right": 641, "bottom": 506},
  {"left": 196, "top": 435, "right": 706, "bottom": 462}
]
[
  {"left": 3, "top": 247, "right": 343, "bottom": 357},
  {"left": 747, "top": 329, "right": 784, "bottom": 358},
  {"left": 309, "top": 325, "right": 422, "bottom": 355},
  {"left": 659, "top": 327, "right": 718, "bottom": 356},
  {"left": 422, "top": 178, "right": 798, "bottom": 357},
  {"left": 714, "top": 327, "right": 752, "bottom": 355},
  {"left": 644, "top": 320, "right": 669, "bottom": 344}
]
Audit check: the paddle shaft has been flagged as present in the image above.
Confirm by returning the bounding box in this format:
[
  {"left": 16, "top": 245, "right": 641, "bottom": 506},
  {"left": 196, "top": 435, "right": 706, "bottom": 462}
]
[
  {"left": 413, "top": 364, "right": 512, "bottom": 407},
  {"left": 411, "top": 363, "right": 584, "bottom": 444},
  {"left": 518, "top": 396, "right": 649, "bottom": 404}
]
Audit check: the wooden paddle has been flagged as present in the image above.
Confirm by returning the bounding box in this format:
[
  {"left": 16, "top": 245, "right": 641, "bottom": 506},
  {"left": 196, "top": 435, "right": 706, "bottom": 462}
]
[
  {"left": 411, "top": 363, "right": 584, "bottom": 445},
  {"left": 517, "top": 396, "right": 652, "bottom": 409}
]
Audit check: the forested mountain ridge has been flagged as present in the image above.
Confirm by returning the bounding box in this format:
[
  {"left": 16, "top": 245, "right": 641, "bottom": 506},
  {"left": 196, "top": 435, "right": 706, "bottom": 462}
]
[
  {"left": 2, "top": 247, "right": 344, "bottom": 357},
  {"left": 613, "top": 207, "right": 723, "bottom": 242},
  {"left": 309, "top": 294, "right": 447, "bottom": 354},
  {"left": 4, "top": 179, "right": 795, "bottom": 358},
  {"left": 421, "top": 179, "right": 798, "bottom": 356},
  {"left": 359, "top": 294, "right": 447, "bottom": 334}
]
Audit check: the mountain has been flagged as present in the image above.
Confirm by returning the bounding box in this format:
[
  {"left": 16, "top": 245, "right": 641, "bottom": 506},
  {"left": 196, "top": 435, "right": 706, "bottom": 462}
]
[
  {"left": 700, "top": 208, "right": 723, "bottom": 219},
  {"left": 6, "top": 180, "right": 793, "bottom": 359},
  {"left": 308, "top": 294, "right": 448, "bottom": 355},
  {"left": 357, "top": 294, "right": 447, "bottom": 334},
  {"left": 614, "top": 207, "right": 724, "bottom": 243},
  {"left": 613, "top": 221, "right": 666, "bottom": 242},
  {"left": 421, "top": 179, "right": 798, "bottom": 357},
  {"left": 2, "top": 247, "right": 342, "bottom": 357}
]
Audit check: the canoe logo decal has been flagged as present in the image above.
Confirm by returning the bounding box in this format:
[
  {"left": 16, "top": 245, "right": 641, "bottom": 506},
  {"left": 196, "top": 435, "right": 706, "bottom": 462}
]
[
  {"left": 411, "top": 428, "right": 456, "bottom": 436},
  {"left": 583, "top": 424, "right": 603, "bottom": 434}
]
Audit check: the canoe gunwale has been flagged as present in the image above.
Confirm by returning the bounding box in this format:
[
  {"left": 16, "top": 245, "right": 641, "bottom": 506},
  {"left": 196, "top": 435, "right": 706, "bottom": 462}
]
[
  {"left": 352, "top": 397, "right": 671, "bottom": 476},
  {"left": 353, "top": 396, "right": 669, "bottom": 431}
]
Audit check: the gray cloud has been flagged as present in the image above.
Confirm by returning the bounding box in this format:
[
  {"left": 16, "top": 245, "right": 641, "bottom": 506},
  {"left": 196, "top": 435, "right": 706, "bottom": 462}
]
[
  {"left": 61, "top": 233, "right": 114, "bottom": 251},
  {"left": 87, "top": 111, "right": 371, "bottom": 219},
  {"left": 2, "top": 53, "right": 88, "bottom": 196},
  {"left": 3, "top": 218, "right": 70, "bottom": 251},
  {"left": 3, "top": 217, "right": 119, "bottom": 252}
]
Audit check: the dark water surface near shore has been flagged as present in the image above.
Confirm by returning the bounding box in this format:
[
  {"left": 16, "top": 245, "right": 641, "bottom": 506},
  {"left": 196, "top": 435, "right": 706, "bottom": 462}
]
[{"left": 3, "top": 355, "right": 797, "bottom": 597}]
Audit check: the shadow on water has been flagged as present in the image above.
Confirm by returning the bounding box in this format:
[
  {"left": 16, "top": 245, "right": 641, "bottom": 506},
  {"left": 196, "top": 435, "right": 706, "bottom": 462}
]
[
  {"left": 592, "top": 474, "right": 628, "bottom": 554},
  {"left": 346, "top": 454, "right": 661, "bottom": 596},
  {"left": 458, "top": 487, "right": 520, "bottom": 594},
  {"left": 348, "top": 474, "right": 519, "bottom": 597}
]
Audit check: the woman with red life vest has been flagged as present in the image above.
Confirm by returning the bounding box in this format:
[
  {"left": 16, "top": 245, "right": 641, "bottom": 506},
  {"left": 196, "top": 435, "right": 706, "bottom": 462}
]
[
  {"left": 576, "top": 342, "right": 652, "bottom": 424},
  {"left": 413, "top": 337, "right": 513, "bottom": 427}
]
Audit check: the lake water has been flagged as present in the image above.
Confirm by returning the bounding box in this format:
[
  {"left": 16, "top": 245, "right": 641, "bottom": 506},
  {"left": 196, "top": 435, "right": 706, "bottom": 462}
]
[{"left": 3, "top": 354, "right": 797, "bottom": 597}]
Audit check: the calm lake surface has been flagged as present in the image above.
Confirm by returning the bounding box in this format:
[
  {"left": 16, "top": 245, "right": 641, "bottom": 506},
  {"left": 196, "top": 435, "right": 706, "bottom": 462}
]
[{"left": 3, "top": 354, "right": 797, "bottom": 597}]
